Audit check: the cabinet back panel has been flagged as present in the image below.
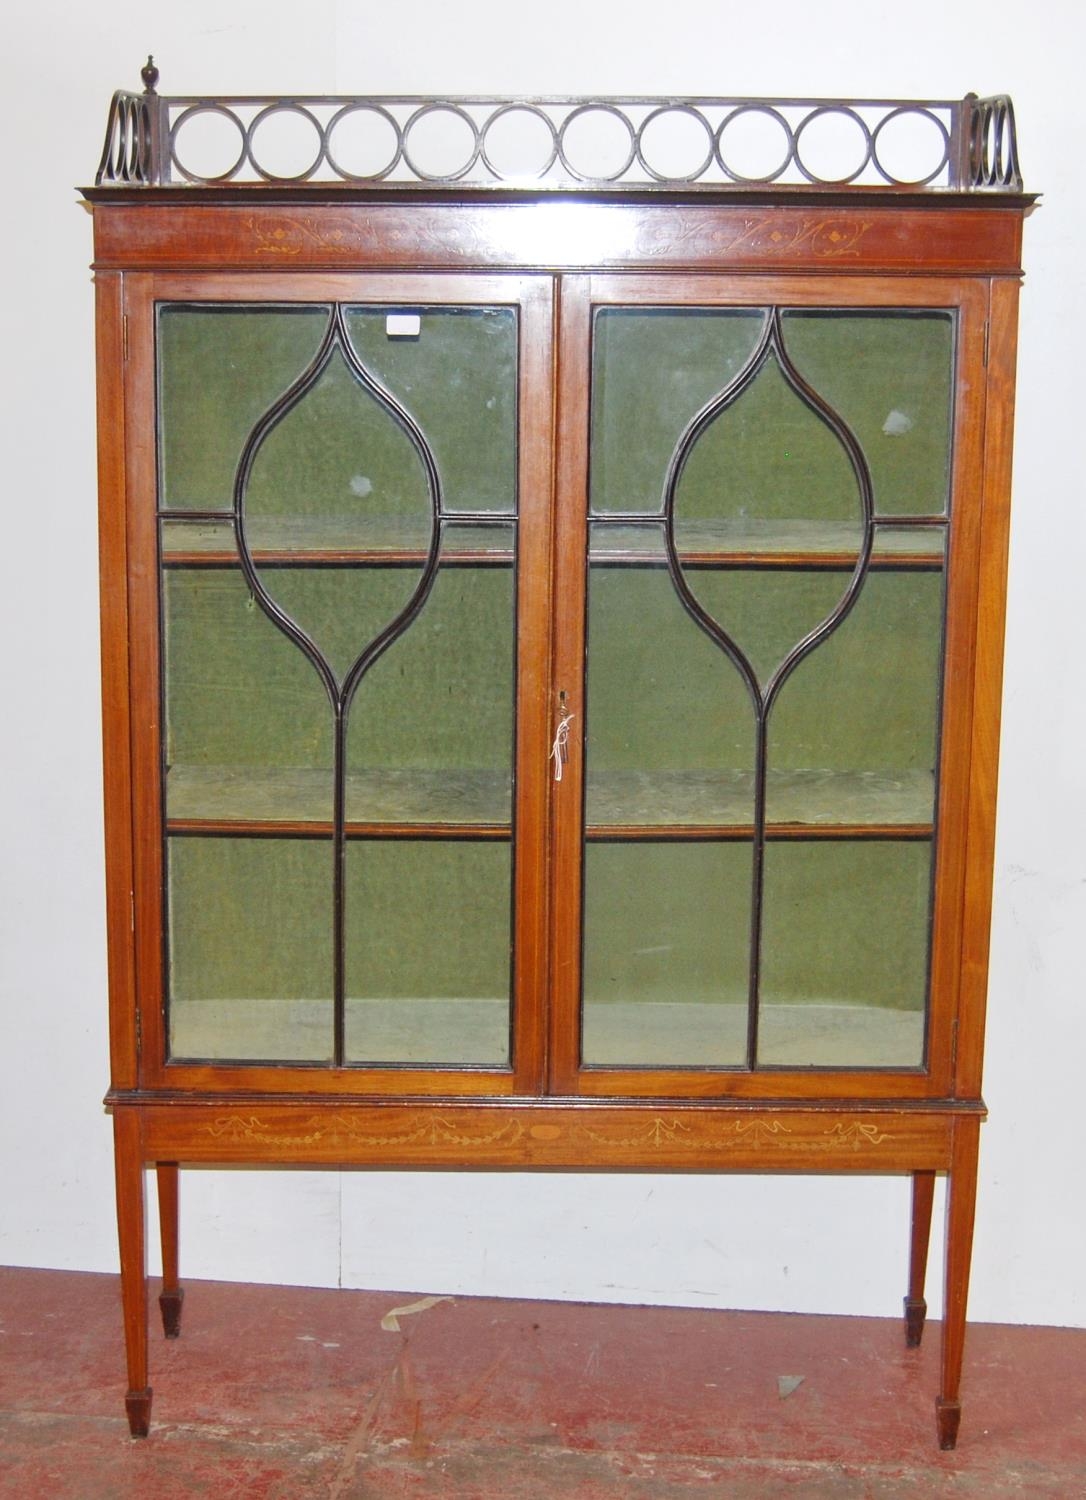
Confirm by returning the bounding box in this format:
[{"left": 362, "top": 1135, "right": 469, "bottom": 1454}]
[
  {"left": 241, "top": 346, "right": 433, "bottom": 530},
  {"left": 158, "top": 306, "right": 329, "bottom": 510},
  {"left": 167, "top": 834, "right": 513, "bottom": 1065},
  {"left": 781, "top": 310, "right": 954, "bottom": 517},
  {"left": 346, "top": 559, "right": 514, "bottom": 781},
  {"left": 586, "top": 566, "right": 944, "bottom": 781},
  {"left": 163, "top": 563, "right": 334, "bottom": 774},
  {"left": 579, "top": 838, "right": 929, "bottom": 1069},
  {"left": 768, "top": 569, "right": 945, "bottom": 781},
  {"left": 344, "top": 841, "right": 512, "bottom": 1066},
  {"left": 591, "top": 309, "right": 764, "bottom": 513},
  {"left": 167, "top": 835, "right": 335, "bottom": 1061},
  {"left": 760, "top": 840, "right": 932, "bottom": 1012},
  {"left": 589, "top": 308, "right": 953, "bottom": 518},
  {"left": 581, "top": 842, "right": 752, "bottom": 1066},
  {"left": 586, "top": 560, "right": 756, "bottom": 776},
  {"left": 158, "top": 304, "right": 517, "bottom": 513},
  {"left": 163, "top": 560, "right": 515, "bottom": 783},
  {"left": 673, "top": 356, "right": 862, "bottom": 527},
  {"left": 344, "top": 307, "right": 516, "bottom": 514}
]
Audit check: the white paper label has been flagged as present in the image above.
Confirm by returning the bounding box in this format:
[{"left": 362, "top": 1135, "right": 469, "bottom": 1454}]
[{"left": 386, "top": 313, "right": 421, "bottom": 338}]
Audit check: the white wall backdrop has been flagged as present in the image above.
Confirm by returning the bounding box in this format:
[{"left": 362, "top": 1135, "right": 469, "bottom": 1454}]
[{"left": 2, "top": 0, "right": 1083, "bottom": 1328}]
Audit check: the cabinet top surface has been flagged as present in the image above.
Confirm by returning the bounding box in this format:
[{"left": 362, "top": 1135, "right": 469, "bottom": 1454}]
[{"left": 87, "top": 62, "right": 1029, "bottom": 203}]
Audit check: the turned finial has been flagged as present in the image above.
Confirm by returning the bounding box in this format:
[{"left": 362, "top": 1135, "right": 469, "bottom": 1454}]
[{"left": 141, "top": 55, "right": 159, "bottom": 94}]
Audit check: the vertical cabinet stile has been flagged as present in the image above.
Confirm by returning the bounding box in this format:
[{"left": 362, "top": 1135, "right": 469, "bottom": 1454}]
[
  {"left": 509, "top": 277, "right": 558, "bottom": 1096},
  {"left": 548, "top": 275, "right": 593, "bottom": 1095}
]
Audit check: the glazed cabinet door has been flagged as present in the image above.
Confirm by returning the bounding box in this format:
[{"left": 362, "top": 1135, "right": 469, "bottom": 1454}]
[
  {"left": 550, "top": 274, "right": 989, "bottom": 1100},
  {"left": 124, "top": 273, "right": 553, "bottom": 1095}
]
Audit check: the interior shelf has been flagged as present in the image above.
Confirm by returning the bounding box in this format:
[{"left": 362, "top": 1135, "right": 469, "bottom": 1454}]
[
  {"left": 588, "top": 519, "right": 947, "bottom": 569},
  {"left": 586, "top": 767, "right": 933, "bottom": 836},
  {"left": 160, "top": 516, "right": 946, "bottom": 568},
  {"left": 168, "top": 995, "right": 923, "bottom": 1070},
  {"left": 160, "top": 515, "right": 515, "bottom": 566},
  {"left": 166, "top": 766, "right": 513, "bottom": 836},
  {"left": 165, "top": 765, "right": 934, "bottom": 839}
]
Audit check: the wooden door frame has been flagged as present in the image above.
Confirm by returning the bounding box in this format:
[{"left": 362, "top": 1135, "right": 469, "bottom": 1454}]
[
  {"left": 547, "top": 271, "right": 993, "bottom": 1103},
  {"left": 116, "top": 269, "right": 556, "bottom": 1099}
]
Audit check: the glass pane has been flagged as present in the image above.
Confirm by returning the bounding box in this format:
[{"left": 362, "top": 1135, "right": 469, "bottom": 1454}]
[
  {"left": 582, "top": 843, "right": 750, "bottom": 1066},
  {"left": 681, "top": 570, "right": 862, "bottom": 689},
  {"left": 582, "top": 529, "right": 754, "bottom": 1066},
  {"left": 159, "top": 299, "right": 519, "bottom": 1076},
  {"left": 758, "top": 842, "right": 929, "bottom": 1068},
  {"left": 584, "top": 536, "right": 756, "bottom": 826},
  {"left": 590, "top": 309, "right": 764, "bottom": 513},
  {"left": 242, "top": 338, "right": 432, "bottom": 547},
  {"left": 766, "top": 570, "right": 945, "bottom": 826},
  {"left": 344, "top": 307, "right": 517, "bottom": 513},
  {"left": 674, "top": 355, "right": 862, "bottom": 528},
  {"left": 168, "top": 836, "right": 334, "bottom": 1062},
  {"left": 344, "top": 841, "right": 511, "bottom": 1065},
  {"left": 163, "top": 556, "right": 333, "bottom": 825},
  {"left": 158, "top": 306, "right": 328, "bottom": 510},
  {"left": 781, "top": 311, "right": 955, "bottom": 516},
  {"left": 673, "top": 346, "right": 863, "bottom": 689},
  {"left": 584, "top": 301, "right": 951, "bottom": 1077},
  {"left": 346, "top": 536, "right": 515, "bottom": 827},
  {"left": 757, "top": 566, "right": 944, "bottom": 1067},
  {"left": 242, "top": 340, "right": 433, "bottom": 676},
  {"left": 343, "top": 534, "right": 516, "bottom": 1062}
]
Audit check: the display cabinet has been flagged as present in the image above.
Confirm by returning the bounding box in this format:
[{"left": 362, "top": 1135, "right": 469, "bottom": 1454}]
[{"left": 86, "top": 65, "right": 1031, "bottom": 1444}]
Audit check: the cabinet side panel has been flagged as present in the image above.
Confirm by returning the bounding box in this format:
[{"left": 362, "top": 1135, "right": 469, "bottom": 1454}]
[
  {"left": 124, "top": 276, "right": 168, "bottom": 1085},
  {"left": 96, "top": 270, "right": 138, "bottom": 1089},
  {"left": 955, "top": 278, "right": 1022, "bottom": 1098},
  {"left": 923, "top": 284, "right": 991, "bottom": 1098}
]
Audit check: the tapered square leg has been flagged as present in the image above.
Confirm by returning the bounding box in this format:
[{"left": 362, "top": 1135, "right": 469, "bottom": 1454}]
[
  {"left": 936, "top": 1396, "right": 962, "bottom": 1451},
  {"left": 155, "top": 1163, "right": 184, "bottom": 1338},
  {"left": 114, "top": 1110, "right": 152, "bottom": 1437},
  {"left": 159, "top": 1285, "right": 184, "bottom": 1339},
  {"left": 937, "top": 1117, "right": 981, "bottom": 1450},
  {"left": 125, "top": 1387, "right": 153, "bottom": 1438},
  {"left": 905, "top": 1170, "right": 936, "bottom": 1347}
]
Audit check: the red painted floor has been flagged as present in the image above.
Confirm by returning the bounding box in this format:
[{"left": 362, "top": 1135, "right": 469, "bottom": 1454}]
[{"left": 1, "top": 1267, "right": 1083, "bottom": 1497}]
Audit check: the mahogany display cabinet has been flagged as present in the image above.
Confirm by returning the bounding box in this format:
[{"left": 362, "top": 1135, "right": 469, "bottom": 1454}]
[{"left": 85, "top": 67, "right": 1032, "bottom": 1443}]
